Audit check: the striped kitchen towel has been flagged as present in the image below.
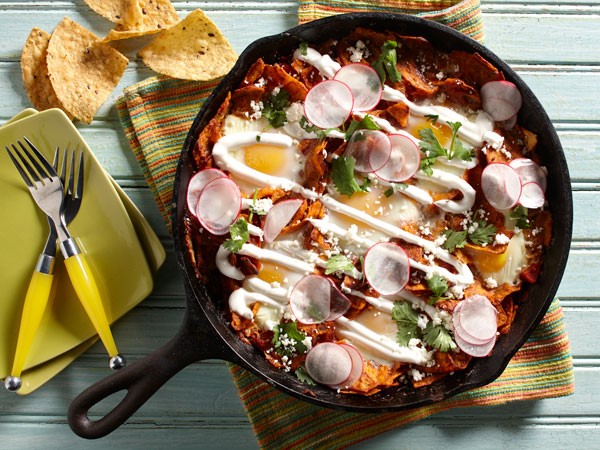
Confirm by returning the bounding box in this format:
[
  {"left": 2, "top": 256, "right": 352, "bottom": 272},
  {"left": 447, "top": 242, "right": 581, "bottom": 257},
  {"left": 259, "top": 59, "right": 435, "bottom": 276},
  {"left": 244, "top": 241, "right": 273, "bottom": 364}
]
[{"left": 116, "top": 2, "right": 573, "bottom": 449}]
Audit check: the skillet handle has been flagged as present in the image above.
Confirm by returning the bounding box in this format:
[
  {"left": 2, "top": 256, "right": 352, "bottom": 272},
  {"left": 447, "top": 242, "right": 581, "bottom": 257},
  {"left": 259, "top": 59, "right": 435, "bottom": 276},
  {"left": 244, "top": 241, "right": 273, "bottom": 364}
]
[{"left": 68, "top": 312, "right": 217, "bottom": 439}]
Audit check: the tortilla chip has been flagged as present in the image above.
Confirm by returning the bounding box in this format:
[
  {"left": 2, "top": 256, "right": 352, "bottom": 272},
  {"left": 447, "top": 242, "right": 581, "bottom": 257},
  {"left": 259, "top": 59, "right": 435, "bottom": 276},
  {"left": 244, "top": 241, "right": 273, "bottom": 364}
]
[
  {"left": 101, "top": 0, "right": 179, "bottom": 42},
  {"left": 83, "top": 0, "right": 143, "bottom": 28},
  {"left": 20, "top": 28, "right": 72, "bottom": 118},
  {"left": 139, "top": 9, "right": 236, "bottom": 81},
  {"left": 46, "top": 18, "right": 129, "bottom": 123}
]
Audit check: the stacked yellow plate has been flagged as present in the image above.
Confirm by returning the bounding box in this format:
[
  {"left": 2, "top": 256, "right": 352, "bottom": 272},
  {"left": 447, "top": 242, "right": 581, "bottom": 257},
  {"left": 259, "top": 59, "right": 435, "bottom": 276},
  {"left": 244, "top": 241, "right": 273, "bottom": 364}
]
[{"left": 0, "top": 108, "right": 165, "bottom": 394}]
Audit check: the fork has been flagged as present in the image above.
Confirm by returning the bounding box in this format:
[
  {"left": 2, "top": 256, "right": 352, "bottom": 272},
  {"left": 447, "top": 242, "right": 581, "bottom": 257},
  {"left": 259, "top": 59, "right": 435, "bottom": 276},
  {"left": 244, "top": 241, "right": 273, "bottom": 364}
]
[
  {"left": 4, "top": 138, "right": 125, "bottom": 391},
  {"left": 4, "top": 149, "right": 84, "bottom": 391}
]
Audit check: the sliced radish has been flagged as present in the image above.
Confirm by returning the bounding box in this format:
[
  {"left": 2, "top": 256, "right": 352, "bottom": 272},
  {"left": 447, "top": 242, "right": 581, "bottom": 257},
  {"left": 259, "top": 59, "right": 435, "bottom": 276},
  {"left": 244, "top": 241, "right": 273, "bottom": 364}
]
[
  {"left": 344, "top": 129, "right": 391, "bottom": 172},
  {"left": 374, "top": 134, "right": 421, "bottom": 182},
  {"left": 333, "top": 63, "right": 382, "bottom": 112},
  {"left": 305, "top": 342, "right": 353, "bottom": 386},
  {"left": 289, "top": 274, "right": 350, "bottom": 324},
  {"left": 304, "top": 79, "right": 354, "bottom": 129},
  {"left": 452, "top": 302, "right": 492, "bottom": 345},
  {"left": 196, "top": 177, "right": 241, "bottom": 235},
  {"left": 327, "top": 284, "right": 352, "bottom": 322},
  {"left": 481, "top": 80, "right": 523, "bottom": 122},
  {"left": 186, "top": 168, "right": 227, "bottom": 216},
  {"left": 363, "top": 242, "right": 410, "bottom": 296},
  {"left": 453, "top": 294, "right": 498, "bottom": 342},
  {"left": 329, "top": 343, "right": 364, "bottom": 389},
  {"left": 481, "top": 162, "right": 522, "bottom": 210},
  {"left": 454, "top": 330, "right": 496, "bottom": 357},
  {"left": 263, "top": 198, "right": 303, "bottom": 243},
  {"left": 519, "top": 182, "right": 545, "bottom": 209},
  {"left": 509, "top": 158, "right": 547, "bottom": 192},
  {"left": 499, "top": 114, "right": 517, "bottom": 130}
]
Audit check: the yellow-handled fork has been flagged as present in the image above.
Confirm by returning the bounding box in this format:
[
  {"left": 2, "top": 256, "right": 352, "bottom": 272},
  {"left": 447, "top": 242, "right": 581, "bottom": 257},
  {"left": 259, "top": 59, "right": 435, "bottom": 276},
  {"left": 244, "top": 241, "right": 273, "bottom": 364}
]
[{"left": 4, "top": 138, "right": 125, "bottom": 392}]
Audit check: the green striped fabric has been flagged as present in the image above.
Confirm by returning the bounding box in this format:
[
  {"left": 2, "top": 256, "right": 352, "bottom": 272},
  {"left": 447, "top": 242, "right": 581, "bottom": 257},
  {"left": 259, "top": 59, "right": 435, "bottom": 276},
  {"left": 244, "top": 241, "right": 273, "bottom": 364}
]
[{"left": 116, "top": 2, "right": 573, "bottom": 448}]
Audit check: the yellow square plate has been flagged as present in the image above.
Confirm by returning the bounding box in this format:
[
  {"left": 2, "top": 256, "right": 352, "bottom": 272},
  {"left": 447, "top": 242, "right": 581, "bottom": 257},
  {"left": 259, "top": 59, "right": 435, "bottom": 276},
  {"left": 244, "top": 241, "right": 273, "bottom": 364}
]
[{"left": 0, "top": 109, "right": 156, "bottom": 385}]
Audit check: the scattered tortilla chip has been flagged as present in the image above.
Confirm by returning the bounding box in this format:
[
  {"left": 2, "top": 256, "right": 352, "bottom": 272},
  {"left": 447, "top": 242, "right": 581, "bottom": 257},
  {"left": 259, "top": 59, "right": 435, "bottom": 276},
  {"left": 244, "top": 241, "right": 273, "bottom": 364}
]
[
  {"left": 100, "top": 0, "right": 179, "bottom": 42},
  {"left": 46, "top": 18, "right": 129, "bottom": 123},
  {"left": 139, "top": 9, "right": 236, "bottom": 81},
  {"left": 20, "top": 28, "right": 72, "bottom": 118},
  {"left": 83, "top": 0, "right": 143, "bottom": 28}
]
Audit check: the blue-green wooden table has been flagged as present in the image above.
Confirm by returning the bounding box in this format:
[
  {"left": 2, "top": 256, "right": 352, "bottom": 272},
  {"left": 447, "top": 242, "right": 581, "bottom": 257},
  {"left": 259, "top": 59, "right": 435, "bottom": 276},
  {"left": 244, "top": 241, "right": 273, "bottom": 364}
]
[{"left": 1, "top": 1, "right": 598, "bottom": 448}]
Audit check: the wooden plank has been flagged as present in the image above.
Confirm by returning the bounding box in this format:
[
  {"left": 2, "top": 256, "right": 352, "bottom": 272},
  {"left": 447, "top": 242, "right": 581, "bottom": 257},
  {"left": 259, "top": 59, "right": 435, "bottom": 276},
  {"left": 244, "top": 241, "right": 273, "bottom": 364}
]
[{"left": 0, "top": 7, "right": 599, "bottom": 64}]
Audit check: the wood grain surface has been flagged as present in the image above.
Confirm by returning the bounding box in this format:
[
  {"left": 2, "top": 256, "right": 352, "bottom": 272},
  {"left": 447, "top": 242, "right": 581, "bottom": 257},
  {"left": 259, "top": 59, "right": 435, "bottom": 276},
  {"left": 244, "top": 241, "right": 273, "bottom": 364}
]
[{"left": 0, "top": 1, "right": 598, "bottom": 448}]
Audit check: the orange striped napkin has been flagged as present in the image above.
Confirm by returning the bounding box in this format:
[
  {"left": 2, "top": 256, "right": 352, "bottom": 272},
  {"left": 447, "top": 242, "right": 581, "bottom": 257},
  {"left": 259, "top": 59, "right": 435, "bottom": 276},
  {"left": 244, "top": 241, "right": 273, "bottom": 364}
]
[{"left": 116, "top": 2, "right": 574, "bottom": 448}]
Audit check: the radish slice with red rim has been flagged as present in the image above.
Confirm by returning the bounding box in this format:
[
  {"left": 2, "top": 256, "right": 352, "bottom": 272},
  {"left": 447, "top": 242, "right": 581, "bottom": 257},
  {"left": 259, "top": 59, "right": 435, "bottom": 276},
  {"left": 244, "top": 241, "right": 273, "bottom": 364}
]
[
  {"left": 481, "top": 162, "right": 522, "bottom": 210},
  {"left": 196, "top": 177, "right": 241, "bottom": 235},
  {"left": 345, "top": 129, "right": 391, "bottom": 172},
  {"left": 452, "top": 302, "right": 492, "bottom": 345},
  {"left": 304, "top": 79, "right": 354, "bottom": 129},
  {"left": 327, "top": 284, "right": 352, "bottom": 321},
  {"left": 454, "top": 330, "right": 496, "bottom": 357},
  {"left": 263, "top": 198, "right": 303, "bottom": 243},
  {"left": 509, "top": 158, "right": 547, "bottom": 192},
  {"left": 289, "top": 275, "right": 350, "bottom": 324},
  {"left": 186, "top": 168, "right": 227, "bottom": 216},
  {"left": 305, "top": 342, "right": 353, "bottom": 386},
  {"left": 329, "top": 343, "right": 364, "bottom": 389},
  {"left": 374, "top": 134, "right": 421, "bottom": 182},
  {"left": 519, "top": 182, "right": 545, "bottom": 209},
  {"left": 453, "top": 295, "right": 498, "bottom": 342},
  {"left": 333, "top": 63, "right": 382, "bottom": 112},
  {"left": 363, "top": 242, "right": 410, "bottom": 296},
  {"left": 481, "top": 80, "right": 523, "bottom": 121}
]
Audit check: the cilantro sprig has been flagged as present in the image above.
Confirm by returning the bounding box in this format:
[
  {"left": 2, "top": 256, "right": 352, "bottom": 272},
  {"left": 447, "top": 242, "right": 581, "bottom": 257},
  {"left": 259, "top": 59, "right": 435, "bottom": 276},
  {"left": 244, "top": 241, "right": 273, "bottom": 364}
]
[
  {"left": 223, "top": 217, "right": 249, "bottom": 253},
  {"left": 510, "top": 205, "right": 531, "bottom": 229},
  {"left": 443, "top": 219, "right": 498, "bottom": 253},
  {"left": 371, "top": 40, "right": 402, "bottom": 84},
  {"left": 272, "top": 321, "right": 309, "bottom": 358},
  {"left": 427, "top": 274, "right": 449, "bottom": 304},
  {"left": 325, "top": 254, "right": 355, "bottom": 275},
  {"left": 331, "top": 156, "right": 371, "bottom": 197},
  {"left": 391, "top": 301, "right": 456, "bottom": 351},
  {"left": 419, "top": 122, "right": 474, "bottom": 176},
  {"left": 262, "top": 89, "right": 290, "bottom": 128}
]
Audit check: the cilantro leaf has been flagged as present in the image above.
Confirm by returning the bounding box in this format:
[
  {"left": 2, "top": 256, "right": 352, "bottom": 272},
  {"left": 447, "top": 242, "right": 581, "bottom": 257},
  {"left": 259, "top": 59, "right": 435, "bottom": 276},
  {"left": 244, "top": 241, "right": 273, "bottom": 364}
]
[
  {"left": 344, "top": 115, "right": 381, "bottom": 140},
  {"left": 299, "top": 116, "right": 340, "bottom": 139},
  {"left": 371, "top": 40, "right": 402, "bottom": 84},
  {"left": 423, "top": 321, "right": 456, "bottom": 352},
  {"left": 392, "top": 301, "right": 421, "bottom": 347},
  {"left": 469, "top": 220, "right": 498, "bottom": 247},
  {"left": 272, "top": 321, "right": 308, "bottom": 358},
  {"left": 299, "top": 41, "right": 308, "bottom": 57},
  {"left": 331, "top": 156, "right": 365, "bottom": 197},
  {"left": 223, "top": 218, "right": 249, "bottom": 253},
  {"left": 443, "top": 229, "right": 468, "bottom": 253},
  {"left": 262, "top": 89, "right": 290, "bottom": 128},
  {"left": 295, "top": 366, "right": 316, "bottom": 385},
  {"left": 425, "top": 114, "right": 439, "bottom": 124},
  {"left": 325, "top": 254, "right": 355, "bottom": 275},
  {"left": 446, "top": 121, "right": 473, "bottom": 161},
  {"left": 427, "top": 274, "right": 449, "bottom": 304},
  {"left": 510, "top": 205, "right": 531, "bottom": 229}
]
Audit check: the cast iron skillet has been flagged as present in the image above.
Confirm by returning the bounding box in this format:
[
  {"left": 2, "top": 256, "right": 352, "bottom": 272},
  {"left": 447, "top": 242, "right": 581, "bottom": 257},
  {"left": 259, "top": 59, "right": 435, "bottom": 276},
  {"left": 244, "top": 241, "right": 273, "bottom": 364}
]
[{"left": 68, "top": 13, "right": 572, "bottom": 439}]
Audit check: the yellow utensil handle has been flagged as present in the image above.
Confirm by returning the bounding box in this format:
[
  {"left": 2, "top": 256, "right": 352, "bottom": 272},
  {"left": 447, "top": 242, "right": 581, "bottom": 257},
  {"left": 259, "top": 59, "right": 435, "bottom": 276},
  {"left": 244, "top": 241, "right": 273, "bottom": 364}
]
[
  {"left": 10, "top": 271, "right": 54, "bottom": 378},
  {"left": 64, "top": 253, "right": 118, "bottom": 357}
]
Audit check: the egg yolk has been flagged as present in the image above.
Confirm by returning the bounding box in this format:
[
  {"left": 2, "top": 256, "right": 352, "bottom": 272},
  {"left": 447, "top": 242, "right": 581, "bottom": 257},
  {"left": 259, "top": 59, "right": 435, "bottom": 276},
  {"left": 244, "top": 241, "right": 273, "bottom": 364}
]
[
  {"left": 244, "top": 143, "right": 288, "bottom": 175},
  {"left": 258, "top": 262, "right": 286, "bottom": 284},
  {"left": 472, "top": 249, "right": 509, "bottom": 273},
  {"left": 334, "top": 186, "right": 395, "bottom": 228},
  {"left": 408, "top": 120, "right": 453, "bottom": 148}
]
